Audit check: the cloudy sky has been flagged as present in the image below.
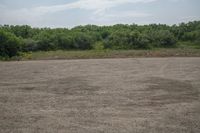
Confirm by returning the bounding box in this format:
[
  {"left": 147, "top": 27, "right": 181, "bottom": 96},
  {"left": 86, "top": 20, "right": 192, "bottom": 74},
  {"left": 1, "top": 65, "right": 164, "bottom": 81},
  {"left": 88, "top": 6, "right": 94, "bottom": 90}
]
[{"left": 0, "top": 0, "right": 200, "bottom": 28}]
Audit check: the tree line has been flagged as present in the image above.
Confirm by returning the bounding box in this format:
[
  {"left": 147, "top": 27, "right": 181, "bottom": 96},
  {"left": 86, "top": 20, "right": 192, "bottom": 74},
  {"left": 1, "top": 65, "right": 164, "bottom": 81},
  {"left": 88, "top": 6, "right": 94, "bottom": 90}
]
[{"left": 0, "top": 21, "right": 200, "bottom": 57}]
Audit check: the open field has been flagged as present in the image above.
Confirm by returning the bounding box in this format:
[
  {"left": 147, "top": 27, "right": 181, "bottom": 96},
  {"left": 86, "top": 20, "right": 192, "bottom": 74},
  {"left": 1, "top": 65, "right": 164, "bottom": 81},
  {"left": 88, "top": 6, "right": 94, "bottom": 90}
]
[{"left": 0, "top": 58, "right": 200, "bottom": 133}]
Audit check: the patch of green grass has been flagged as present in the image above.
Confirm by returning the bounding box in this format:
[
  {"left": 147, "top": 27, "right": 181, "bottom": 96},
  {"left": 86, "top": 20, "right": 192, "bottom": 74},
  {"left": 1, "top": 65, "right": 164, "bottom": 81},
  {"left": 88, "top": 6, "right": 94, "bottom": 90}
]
[
  {"left": 1, "top": 48, "right": 200, "bottom": 61},
  {"left": 177, "top": 41, "right": 200, "bottom": 49},
  {"left": 14, "top": 48, "right": 200, "bottom": 61}
]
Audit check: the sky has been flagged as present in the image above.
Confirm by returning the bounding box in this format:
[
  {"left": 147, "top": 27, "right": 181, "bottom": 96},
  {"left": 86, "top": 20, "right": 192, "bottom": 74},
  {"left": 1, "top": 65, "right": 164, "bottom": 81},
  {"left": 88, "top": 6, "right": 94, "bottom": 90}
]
[{"left": 0, "top": 0, "right": 200, "bottom": 28}]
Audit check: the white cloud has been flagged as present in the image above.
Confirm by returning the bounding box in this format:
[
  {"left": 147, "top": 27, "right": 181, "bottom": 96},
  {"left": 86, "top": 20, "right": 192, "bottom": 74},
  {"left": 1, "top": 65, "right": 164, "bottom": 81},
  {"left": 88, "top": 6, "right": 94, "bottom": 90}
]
[
  {"left": 89, "top": 10, "right": 152, "bottom": 26},
  {"left": 28, "top": 0, "right": 158, "bottom": 15},
  {"left": 180, "top": 16, "right": 200, "bottom": 22},
  {"left": 0, "top": 0, "right": 158, "bottom": 27},
  {"left": 91, "top": 10, "right": 152, "bottom": 21}
]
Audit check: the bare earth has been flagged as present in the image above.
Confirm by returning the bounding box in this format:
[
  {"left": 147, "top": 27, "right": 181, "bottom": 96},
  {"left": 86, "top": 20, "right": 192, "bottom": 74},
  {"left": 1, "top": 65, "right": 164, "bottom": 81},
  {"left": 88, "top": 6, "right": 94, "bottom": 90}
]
[{"left": 0, "top": 58, "right": 200, "bottom": 133}]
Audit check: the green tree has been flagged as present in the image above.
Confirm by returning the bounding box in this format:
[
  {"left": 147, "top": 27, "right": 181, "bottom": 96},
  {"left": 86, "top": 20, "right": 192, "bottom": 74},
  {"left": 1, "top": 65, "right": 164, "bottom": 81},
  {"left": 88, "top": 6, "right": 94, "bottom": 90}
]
[
  {"left": 0, "top": 30, "right": 22, "bottom": 57},
  {"left": 56, "top": 34, "right": 74, "bottom": 50},
  {"left": 22, "top": 38, "right": 39, "bottom": 52},
  {"left": 73, "top": 33, "right": 93, "bottom": 50},
  {"left": 147, "top": 30, "right": 177, "bottom": 47}
]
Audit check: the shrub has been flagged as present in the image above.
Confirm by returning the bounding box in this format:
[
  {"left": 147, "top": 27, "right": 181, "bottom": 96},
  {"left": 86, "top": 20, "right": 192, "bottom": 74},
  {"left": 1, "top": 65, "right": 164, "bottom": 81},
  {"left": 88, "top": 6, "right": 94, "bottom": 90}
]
[
  {"left": 93, "top": 42, "right": 104, "bottom": 50},
  {"left": 0, "top": 30, "right": 22, "bottom": 57},
  {"left": 73, "top": 33, "right": 93, "bottom": 50},
  {"left": 135, "top": 35, "right": 151, "bottom": 49},
  {"left": 147, "top": 30, "right": 177, "bottom": 48},
  {"left": 22, "top": 38, "right": 39, "bottom": 52},
  {"left": 56, "top": 35, "right": 74, "bottom": 50},
  {"left": 106, "top": 31, "right": 133, "bottom": 49}
]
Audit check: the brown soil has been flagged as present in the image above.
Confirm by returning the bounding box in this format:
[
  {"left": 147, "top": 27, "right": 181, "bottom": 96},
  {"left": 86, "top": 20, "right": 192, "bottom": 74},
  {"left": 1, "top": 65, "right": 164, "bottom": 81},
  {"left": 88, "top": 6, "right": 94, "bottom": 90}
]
[{"left": 0, "top": 58, "right": 200, "bottom": 133}]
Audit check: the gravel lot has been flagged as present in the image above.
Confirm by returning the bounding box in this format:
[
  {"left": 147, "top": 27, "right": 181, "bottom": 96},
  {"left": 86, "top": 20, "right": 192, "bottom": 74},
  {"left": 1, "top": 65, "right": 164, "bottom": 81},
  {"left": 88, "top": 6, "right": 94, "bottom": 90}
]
[{"left": 0, "top": 58, "right": 200, "bottom": 133}]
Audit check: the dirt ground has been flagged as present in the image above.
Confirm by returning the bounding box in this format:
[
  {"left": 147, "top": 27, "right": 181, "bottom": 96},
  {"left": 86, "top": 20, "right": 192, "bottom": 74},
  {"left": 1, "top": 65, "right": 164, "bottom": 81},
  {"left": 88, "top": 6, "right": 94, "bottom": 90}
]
[{"left": 0, "top": 58, "right": 200, "bottom": 133}]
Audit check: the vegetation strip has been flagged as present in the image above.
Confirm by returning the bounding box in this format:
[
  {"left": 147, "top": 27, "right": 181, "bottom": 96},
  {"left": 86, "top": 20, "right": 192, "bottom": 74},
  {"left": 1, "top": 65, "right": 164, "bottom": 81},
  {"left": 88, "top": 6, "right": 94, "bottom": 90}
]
[{"left": 0, "top": 21, "right": 200, "bottom": 60}]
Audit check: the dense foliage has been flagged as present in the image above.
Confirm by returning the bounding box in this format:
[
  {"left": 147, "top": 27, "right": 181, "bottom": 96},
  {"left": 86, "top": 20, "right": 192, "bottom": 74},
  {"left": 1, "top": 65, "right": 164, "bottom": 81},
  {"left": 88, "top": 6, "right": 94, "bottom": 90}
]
[
  {"left": 0, "top": 21, "right": 200, "bottom": 57},
  {"left": 0, "top": 30, "right": 22, "bottom": 57}
]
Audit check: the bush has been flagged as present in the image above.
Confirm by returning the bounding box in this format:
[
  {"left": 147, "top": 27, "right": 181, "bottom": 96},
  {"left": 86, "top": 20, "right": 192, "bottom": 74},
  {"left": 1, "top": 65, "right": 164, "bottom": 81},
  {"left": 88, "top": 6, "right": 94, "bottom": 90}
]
[
  {"left": 105, "top": 31, "right": 133, "bottom": 49},
  {"left": 135, "top": 35, "right": 151, "bottom": 49},
  {"left": 22, "top": 38, "right": 39, "bottom": 52},
  {"left": 147, "top": 30, "right": 177, "bottom": 48},
  {"left": 104, "top": 31, "right": 151, "bottom": 50},
  {"left": 73, "top": 33, "right": 93, "bottom": 50},
  {"left": 93, "top": 42, "right": 104, "bottom": 50},
  {"left": 34, "top": 31, "right": 57, "bottom": 51},
  {"left": 182, "top": 31, "right": 200, "bottom": 41},
  {"left": 56, "top": 34, "right": 74, "bottom": 50},
  {"left": 0, "top": 30, "right": 22, "bottom": 57}
]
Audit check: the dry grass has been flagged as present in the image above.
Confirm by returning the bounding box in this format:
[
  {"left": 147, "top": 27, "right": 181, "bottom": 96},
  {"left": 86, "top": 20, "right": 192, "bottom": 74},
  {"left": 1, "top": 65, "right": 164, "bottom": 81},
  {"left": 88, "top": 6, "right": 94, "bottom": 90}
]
[{"left": 15, "top": 48, "right": 200, "bottom": 61}]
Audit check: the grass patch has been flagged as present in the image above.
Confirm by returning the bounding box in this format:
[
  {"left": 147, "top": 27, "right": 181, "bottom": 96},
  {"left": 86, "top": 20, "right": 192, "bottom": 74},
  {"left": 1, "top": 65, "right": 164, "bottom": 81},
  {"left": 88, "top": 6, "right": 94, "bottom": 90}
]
[
  {"left": 1, "top": 47, "right": 200, "bottom": 61},
  {"left": 178, "top": 41, "right": 200, "bottom": 49},
  {"left": 11, "top": 48, "right": 200, "bottom": 61}
]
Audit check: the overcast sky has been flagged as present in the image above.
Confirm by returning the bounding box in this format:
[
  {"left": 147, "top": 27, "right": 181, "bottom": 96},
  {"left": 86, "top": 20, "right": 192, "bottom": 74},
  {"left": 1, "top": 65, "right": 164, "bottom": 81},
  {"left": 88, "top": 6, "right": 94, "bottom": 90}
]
[{"left": 0, "top": 0, "right": 200, "bottom": 28}]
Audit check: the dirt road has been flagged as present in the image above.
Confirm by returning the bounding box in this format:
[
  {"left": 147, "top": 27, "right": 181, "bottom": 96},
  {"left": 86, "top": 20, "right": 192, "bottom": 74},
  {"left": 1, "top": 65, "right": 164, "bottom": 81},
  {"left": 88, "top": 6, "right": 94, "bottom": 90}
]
[{"left": 0, "top": 58, "right": 200, "bottom": 133}]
